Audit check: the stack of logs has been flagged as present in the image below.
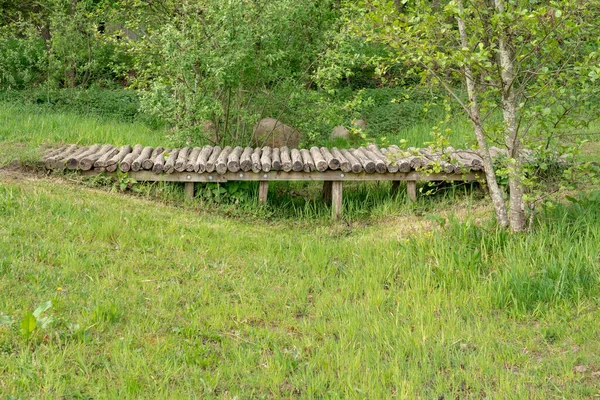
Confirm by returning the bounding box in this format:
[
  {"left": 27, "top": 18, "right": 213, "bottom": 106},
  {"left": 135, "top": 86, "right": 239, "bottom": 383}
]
[{"left": 43, "top": 144, "right": 486, "bottom": 174}]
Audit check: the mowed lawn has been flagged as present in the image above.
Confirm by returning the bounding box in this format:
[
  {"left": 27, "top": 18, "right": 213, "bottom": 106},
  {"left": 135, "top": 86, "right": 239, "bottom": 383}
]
[{"left": 1, "top": 176, "right": 599, "bottom": 398}]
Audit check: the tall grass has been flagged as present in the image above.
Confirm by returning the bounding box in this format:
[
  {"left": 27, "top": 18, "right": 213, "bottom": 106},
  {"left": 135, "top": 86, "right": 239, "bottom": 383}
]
[{"left": 0, "top": 180, "right": 598, "bottom": 398}]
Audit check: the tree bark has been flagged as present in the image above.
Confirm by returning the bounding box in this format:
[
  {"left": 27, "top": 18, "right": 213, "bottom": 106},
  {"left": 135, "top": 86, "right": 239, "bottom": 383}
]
[
  {"left": 456, "top": 0, "right": 510, "bottom": 229},
  {"left": 494, "top": 0, "right": 527, "bottom": 232}
]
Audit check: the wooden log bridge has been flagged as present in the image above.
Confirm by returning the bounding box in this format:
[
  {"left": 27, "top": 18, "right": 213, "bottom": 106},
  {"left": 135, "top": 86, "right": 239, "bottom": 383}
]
[{"left": 42, "top": 144, "right": 486, "bottom": 219}]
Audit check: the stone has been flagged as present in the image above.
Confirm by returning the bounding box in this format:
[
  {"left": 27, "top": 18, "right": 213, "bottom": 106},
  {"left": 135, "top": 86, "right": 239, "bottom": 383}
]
[
  {"left": 352, "top": 119, "right": 367, "bottom": 130},
  {"left": 331, "top": 125, "right": 350, "bottom": 140},
  {"left": 252, "top": 118, "right": 302, "bottom": 148}
]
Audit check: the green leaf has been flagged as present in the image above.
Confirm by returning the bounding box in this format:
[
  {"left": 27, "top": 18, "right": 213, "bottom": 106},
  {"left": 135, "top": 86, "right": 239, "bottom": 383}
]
[
  {"left": 20, "top": 311, "right": 36, "bottom": 336},
  {"left": 0, "top": 315, "right": 13, "bottom": 325},
  {"left": 33, "top": 301, "right": 52, "bottom": 319}
]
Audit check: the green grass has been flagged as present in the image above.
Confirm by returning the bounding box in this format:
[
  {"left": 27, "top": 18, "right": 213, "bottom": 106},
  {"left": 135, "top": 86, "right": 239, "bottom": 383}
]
[
  {"left": 0, "top": 95, "right": 599, "bottom": 397},
  {"left": 0, "top": 179, "right": 599, "bottom": 398}
]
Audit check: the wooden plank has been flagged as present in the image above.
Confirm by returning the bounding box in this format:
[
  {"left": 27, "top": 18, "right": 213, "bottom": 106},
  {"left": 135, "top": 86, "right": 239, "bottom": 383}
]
[
  {"left": 184, "top": 182, "right": 194, "bottom": 199},
  {"left": 86, "top": 170, "right": 483, "bottom": 183},
  {"left": 331, "top": 181, "right": 343, "bottom": 219},
  {"left": 407, "top": 181, "right": 417, "bottom": 202},
  {"left": 258, "top": 181, "right": 268, "bottom": 203},
  {"left": 67, "top": 145, "right": 101, "bottom": 170}
]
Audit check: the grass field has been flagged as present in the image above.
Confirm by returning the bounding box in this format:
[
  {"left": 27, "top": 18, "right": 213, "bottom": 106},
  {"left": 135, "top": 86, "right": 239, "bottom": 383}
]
[{"left": 1, "top": 99, "right": 599, "bottom": 398}]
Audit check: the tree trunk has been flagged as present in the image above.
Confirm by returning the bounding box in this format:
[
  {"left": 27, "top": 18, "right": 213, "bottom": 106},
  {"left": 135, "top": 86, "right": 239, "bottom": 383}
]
[
  {"left": 456, "top": 0, "right": 510, "bottom": 229},
  {"left": 494, "top": 0, "right": 526, "bottom": 232}
]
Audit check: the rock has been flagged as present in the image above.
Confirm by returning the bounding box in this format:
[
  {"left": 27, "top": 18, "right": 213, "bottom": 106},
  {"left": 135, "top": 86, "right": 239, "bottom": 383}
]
[
  {"left": 352, "top": 119, "right": 367, "bottom": 130},
  {"left": 331, "top": 125, "right": 350, "bottom": 140},
  {"left": 252, "top": 118, "right": 302, "bottom": 148}
]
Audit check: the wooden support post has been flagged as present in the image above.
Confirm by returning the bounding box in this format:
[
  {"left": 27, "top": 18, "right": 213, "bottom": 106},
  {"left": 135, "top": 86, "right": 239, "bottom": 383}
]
[
  {"left": 258, "top": 181, "right": 269, "bottom": 204},
  {"left": 331, "top": 181, "right": 343, "bottom": 219},
  {"left": 322, "top": 181, "right": 332, "bottom": 203},
  {"left": 391, "top": 181, "right": 400, "bottom": 196},
  {"left": 406, "top": 180, "right": 417, "bottom": 202},
  {"left": 184, "top": 182, "right": 194, "bottom": 199}
]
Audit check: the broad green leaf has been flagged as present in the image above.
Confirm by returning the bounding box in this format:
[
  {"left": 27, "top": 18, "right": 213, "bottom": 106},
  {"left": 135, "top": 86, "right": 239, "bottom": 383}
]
[
  {"left": 33, "top": 301, "right": 52, "bottom": 319},
  {"left": 20, "top": 312, "right": 36, "bottom": 336}
]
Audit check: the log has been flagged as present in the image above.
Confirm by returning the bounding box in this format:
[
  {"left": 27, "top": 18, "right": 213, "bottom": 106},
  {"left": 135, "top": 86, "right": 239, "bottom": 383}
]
[
  {"left": 80, "top": 144, "right": 114, "bottom": 171},
  {"left": 195, "top": 145, "right": 213, "bottom": 173},
  {"left": 67, "top": 144, "right": 101, "bottom": 170},
  {"left": 216, "top": 146, "right": 232, "bottom": 174},
  {"left": 310, "top": 147, "right": 328, "bottom": 172},
  {"left": 320, "top": 147, "right": 340, "bottom": 170},
  {"left": 227, "top": 146, "right": 244, "bottom": 173},
  {"left": 384, "top": 147, "right": 412, "bottom": 173},
  {"left": 163, "top": 148, "right": 180, "bottom": 174},
  {"left": 174, "top": 147, "right": 190, "bottom": 172},
  {"left": 260, "top": 146, "right": 272, "bottom": 172},
  {"left": 239, "top": 147, "right": 253, "bottom": 172},
  {"left": 106, "top": 145, "right": 133, "bottom": 172},
  {"left": 419, "top": 148, "right": 454, "bottom": 173},
  {"left": 331, "top": 148, "right": 351, "bottom": 173},
  {"left": 331, "top": 181, "right": 343, "bottom": 219},
  {"left": 94, "top": 146, "right": 120, "bottom": 168},
  {"left": 369, "top": 144, "right": 398, "bottom": 173},
  {"left": 45, "top": 144, "right": 78, "bottom": 169},
  {"left": 446, "top": 147, "right": 483, "bottom": 170},
  {"left": 132, "top": 146, "right": 154, "bottom": 172},
  {"left": 119, "top": 144, "right": 143, "bottom": 172},
  {"left": 350, "top": 148, "right": 376, "bottom": 173},
  {"left": 251, "top": 148, "right": 262, "bottom": 173},
  {"left": 185, "top": 147, "right": 202, "bottom": 172},
  {"left": 280, "top": 146, "right": 292, "bottom": 172},
  {"left": 291, "top": 149, "right": 304, "bottom": 172},
  {"left": 43, "top": 145, "right": 68, "bottom": 160},
  {"left": 142, "top": 146, "right": 164, "bottom": 170},
  {"left": 152, "top": 148, "right": 171, "bottom": 173},
  {"left": 360, "top": 147, "right": 386, "bottom": 173},
  {"left": 340, "top": 149, "right": 362, "bottom": 173},
  {"left": 300, "top": 149, "right": 315, "bottom": 172},
  {"left": 272, "top": 147, "right": 281, "bottom": 171},
  {"left": 206, "top": 146, "right": 222, "bottom": 173}
]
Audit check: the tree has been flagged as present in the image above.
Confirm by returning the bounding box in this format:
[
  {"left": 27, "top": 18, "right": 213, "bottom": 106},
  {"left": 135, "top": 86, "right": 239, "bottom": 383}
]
[{"left": 345, "top": 0, "right": 600, "bottom": 231}]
